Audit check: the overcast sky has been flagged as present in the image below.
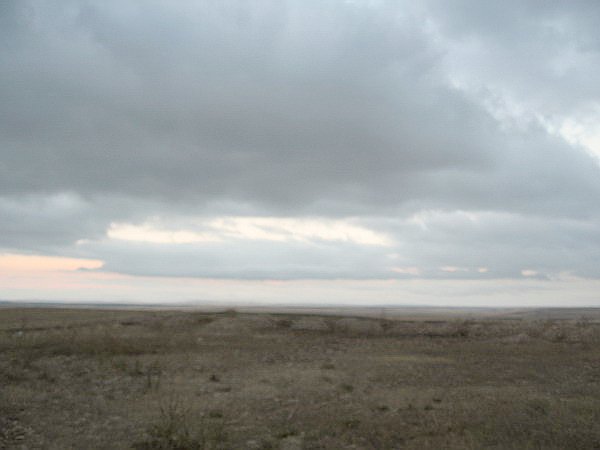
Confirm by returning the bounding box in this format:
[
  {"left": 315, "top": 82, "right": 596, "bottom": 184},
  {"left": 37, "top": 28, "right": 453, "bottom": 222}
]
[{"left": 2, "top": 0, "right": 600, "bottom": 306}]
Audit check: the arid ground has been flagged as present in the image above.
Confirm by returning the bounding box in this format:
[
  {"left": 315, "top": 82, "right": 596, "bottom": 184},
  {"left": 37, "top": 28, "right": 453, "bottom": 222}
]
[{"left": 2, "top": 306, "right": 600, "bottom": 449}]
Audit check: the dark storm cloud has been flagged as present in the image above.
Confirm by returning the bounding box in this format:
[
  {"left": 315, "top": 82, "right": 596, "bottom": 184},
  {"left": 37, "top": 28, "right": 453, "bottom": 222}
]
[{"left": 1, "top": 0, "right": 599, "bottom": 280}]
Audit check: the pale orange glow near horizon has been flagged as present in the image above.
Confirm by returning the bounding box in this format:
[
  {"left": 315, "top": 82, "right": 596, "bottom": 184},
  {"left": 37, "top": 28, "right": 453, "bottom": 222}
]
[{"left": 0, "top": 253, "right": 104, "bottom": 272}]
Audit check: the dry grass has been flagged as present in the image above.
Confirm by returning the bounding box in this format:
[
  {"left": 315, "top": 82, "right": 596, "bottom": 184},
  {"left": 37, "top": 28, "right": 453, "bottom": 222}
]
[{"left": 1, "top": 307, "right": 600, "bottom": 448}]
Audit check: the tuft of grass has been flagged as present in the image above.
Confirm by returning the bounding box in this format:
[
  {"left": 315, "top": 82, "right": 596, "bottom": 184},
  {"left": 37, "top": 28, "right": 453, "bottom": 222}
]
[
  {"left": 143, "top": 361, "right": 163, "bottom": 392},
  {"left": 133, "top": 397, "right": 227, "bottom": 450},
  {"left": 133, "top": 396, "right": 199, "bottom": 450},
  {"left": 340, "top": 383, "right": 354, "bottom": 393},
  {"left": 220, "top": 308, "right": 238, "bottom": 318}
]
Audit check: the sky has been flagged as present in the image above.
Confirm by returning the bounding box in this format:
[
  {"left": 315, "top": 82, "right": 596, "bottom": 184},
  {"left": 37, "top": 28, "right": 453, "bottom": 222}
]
[{"left": 1, "top": 0, "right": 600, "bottom": 307}]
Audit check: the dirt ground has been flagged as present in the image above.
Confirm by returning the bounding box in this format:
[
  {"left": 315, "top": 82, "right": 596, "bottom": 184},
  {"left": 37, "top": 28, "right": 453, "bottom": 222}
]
[{"left": 1, "top": 307, "right": 600, "bottom": 449}]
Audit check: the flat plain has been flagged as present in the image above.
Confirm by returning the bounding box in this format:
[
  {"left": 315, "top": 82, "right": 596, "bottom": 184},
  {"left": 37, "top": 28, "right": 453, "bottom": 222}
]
[{"left": 2, "top": 306, "right": 600, "bottom": 449}]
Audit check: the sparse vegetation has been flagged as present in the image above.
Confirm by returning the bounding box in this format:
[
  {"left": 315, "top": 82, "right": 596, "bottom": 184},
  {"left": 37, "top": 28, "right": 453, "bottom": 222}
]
[
  {"left": 1, "top": 307, "right": 600, "bottom": 448},
  {"left": 133, "top": 396, "right": 227, "bottom": 450}
]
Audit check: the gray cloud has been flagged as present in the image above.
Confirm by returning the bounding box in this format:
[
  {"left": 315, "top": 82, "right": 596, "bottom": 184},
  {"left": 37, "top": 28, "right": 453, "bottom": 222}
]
[
  {"left": 49, "top": 209, "right": 594, "bottom": 281},
  {"left": 423, "top": 0, "right": 600, "bottom": 110},
  {"left": 1, "top": 0, "right": 599, "bottom": 283}
]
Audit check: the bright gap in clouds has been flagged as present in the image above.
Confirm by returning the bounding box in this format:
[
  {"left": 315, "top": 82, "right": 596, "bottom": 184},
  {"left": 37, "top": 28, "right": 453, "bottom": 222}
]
[
  {"left": 107, "top": 217, "right": 394, "bottom": 247},
  {"left": 107, "top": 223, "right": 221, "bottom": 244},
  {"left": 559, "top": 116, "right": 600, "bottom": 161}
]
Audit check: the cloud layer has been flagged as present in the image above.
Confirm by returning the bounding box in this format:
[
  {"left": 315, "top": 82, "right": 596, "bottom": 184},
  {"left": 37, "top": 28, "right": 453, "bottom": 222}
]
[{"left": 1, "top": 1, "right": 600, "bottom": 290}]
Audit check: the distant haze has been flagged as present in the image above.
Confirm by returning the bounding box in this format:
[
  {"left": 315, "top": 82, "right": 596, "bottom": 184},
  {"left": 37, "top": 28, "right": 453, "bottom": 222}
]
[{"left": 1, "top": 1, "right": 600, "bottom": 306}]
